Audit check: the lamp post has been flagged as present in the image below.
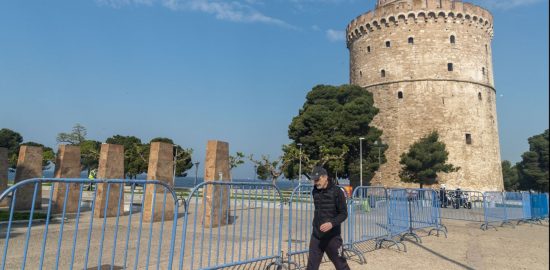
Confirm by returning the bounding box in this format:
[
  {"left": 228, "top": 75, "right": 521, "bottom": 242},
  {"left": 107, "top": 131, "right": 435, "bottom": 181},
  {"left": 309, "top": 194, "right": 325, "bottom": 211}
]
[
  {"left": 173, "top": 145, "right": 178, "bottom": 187},
  {"left": 375, "top": 140, "right": 382, "bottom": 184},
  {"left": 359, "top": 137, "right": 365, "bottom": 187},
  {"left": 193, "top": 161, "right": 200, "bottom": 187},
  {"left": 297, "top": 143, "right": 303, "bottom": 183}
]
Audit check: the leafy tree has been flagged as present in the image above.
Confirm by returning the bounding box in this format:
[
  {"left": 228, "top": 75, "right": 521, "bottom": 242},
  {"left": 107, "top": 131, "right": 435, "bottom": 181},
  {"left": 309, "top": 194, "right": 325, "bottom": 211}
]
[
  {"left": 56, "top": 124, "right": 87, "bottom": 145},
  {"left": 399, "top": 131, "right": 459, "bottom": 188},
  {"left": 149, "top": 137, "right": 193, "bottom": 177},
  {"left": 517, "top": 129, "right": 549, "bottom": 192},
  {"left": 20, "top": 142, "right": 55, "bottom": 170},
  {"left": 249, "top": 155, "right": 283, "bottom": 186},
  {"left": 0, "top": 128, "right": 23, "bottom": 168},
  {"left": 106, "top": 135, "right": 147, "bottom": 179},
  {"left": 230, "top": 152, "right": 245, "bottom": 170},
  {"left": 286, "top": 84, "right": 385, "bottom": 187},
  {"left": 80, "top": 140, "right": 101, "bottom": 175},
  {"left": 502, "top": 160, "right": 519, "bottom": 191}
]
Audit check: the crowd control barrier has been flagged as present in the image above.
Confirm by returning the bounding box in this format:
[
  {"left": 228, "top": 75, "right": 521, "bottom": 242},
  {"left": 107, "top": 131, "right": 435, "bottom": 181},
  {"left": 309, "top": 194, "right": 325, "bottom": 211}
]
[
  {"left": 0, "top": 178, "right": 182, "bottom": 270},
  {"left": 437, "top": 190, "right": 485, "bottom": 223},
  {"left": 348, "top": 187, "right": 405, "bottom": 252},
  {"left": 178, "top": 182, "right": 286, "bottom": 270}
]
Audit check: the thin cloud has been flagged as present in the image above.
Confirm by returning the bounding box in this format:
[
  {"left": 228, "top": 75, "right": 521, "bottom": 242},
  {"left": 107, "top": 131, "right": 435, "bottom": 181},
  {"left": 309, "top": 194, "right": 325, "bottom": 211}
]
[
  {"left": 326, "top": 29, "right": 345, "bottom": 42},
  {"left": 95, "top": 0, "right": 296, "bottom": 29},
  {"left": 470, "top": 0, "right": 544, "bottom": 9}
]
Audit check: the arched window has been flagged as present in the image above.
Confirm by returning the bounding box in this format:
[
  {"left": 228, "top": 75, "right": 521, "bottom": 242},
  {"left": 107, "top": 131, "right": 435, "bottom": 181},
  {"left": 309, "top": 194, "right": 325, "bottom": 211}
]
[
  {"left": 450, "top": 35, "right": 456, "bottom": 44},
  {"left": 478, "top": 92, "right": 482, "bottom": 100},
  {"left": 482, "top": 67, "right": 485, "bottom": 75},
  {"left": 385, "top": 41, "right": 391, "bottom": 48},
  {"left": 381, "top": 69, "right": 386, "bottom": 77},
  {"left": 367, "top": 46, "right": 371, "bottom": 53},
  {"left": 398, "top": 91, "right": 403, "bottom": 99},
  {"left": 408, "top": 37, "right": 414, "bottom": 44},
  {"left": 447, "top": 63, "right": 453, "bottom": 71}
]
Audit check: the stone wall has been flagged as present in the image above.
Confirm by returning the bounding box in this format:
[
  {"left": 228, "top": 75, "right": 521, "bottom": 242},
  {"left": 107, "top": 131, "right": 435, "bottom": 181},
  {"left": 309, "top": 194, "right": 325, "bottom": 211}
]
[{"left": 347, "top": 0, "right": 503, "bottom": 191}]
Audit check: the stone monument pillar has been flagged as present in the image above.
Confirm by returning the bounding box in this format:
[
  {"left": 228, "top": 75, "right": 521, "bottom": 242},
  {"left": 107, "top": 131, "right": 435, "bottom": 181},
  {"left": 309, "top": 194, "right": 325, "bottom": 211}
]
[
  {"left": 202, "top": 140, "right": 231, "bottom": 228},
  {"left": 94, "top": 143, "right": 125, "bottom": 218},
  {"left": 0, "top": 148, "right": 8, "bottom": 206},
  {"left": 143, "top": 142, "right": 174, "bottom": 222},
  {"left": 52, "top": 145, "right": 81, "bottom": 213},
  {"left": 14, "top": 145, "right": 43, "bottom": 210}
]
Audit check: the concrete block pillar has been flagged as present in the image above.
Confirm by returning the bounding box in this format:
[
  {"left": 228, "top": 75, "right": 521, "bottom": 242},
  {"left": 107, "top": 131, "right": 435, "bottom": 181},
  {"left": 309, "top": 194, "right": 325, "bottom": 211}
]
[
  {"left": 14, "top": 145, "right": 43, "bottom": 210},
  {"left": 0, "top": 148, "right": 8, "bottom": 206},
  {"left": 202, "top": 140, "right": 231, "bottom": 228},
  {"left": 52, "top": 145, "right": 81, "bottom": 213},
  {"left": 144, "top": 142, "right": 175, "bottom": 222},
  {"left": 94, "top": 144, "right": 124, "bottom": 218}
]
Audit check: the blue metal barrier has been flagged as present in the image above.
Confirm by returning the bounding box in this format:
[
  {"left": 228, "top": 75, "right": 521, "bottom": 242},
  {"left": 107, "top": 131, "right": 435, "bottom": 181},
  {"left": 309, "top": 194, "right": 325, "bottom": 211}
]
[
  {"left": 178, "top": 181, "right": 286, "bottom": 270},
  {"left": 530, "top": 193, "right": 549, "bottom": 222},
  {"left": 0, "top": 178, "right": 182, "bottom": 270},
  {"left": 503, "top": 192, "right": 524, "bottom": 223},
  {"left": 437, "top": 190, "right": 485, "bottom": 223},
  {"left": 349, "top": 187, "right": 405, "bottom": 252},
  {"left": 481, "top": 191, "right": 512, "bottom": 230}
]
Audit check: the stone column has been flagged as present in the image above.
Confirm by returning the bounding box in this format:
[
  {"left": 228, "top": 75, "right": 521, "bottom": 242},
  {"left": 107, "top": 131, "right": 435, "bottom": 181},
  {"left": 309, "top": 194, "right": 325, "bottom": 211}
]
[
  {"left": 143, "top": 142, "right": 174, "bottom": 222},
  {"left": 52, "top": 145, "right": 81, "bottom": 213},
  {"left": 94, "top": 144, "right": 124, "bottom": 218},
  {"left": 14, "top": 145, "right": 43, "bottom": 210},
  {"left": 0, "top": 148, "right": 8, "bottom": 206},
  {"left": 202, "top": 140, "right": 231, "bottom": 228}
]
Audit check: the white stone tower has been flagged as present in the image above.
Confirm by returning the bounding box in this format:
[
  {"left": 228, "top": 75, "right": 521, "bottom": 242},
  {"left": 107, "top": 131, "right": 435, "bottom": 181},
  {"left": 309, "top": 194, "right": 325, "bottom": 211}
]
[{"left": 347, "top": 0, "right": 503, "bottom": 191}]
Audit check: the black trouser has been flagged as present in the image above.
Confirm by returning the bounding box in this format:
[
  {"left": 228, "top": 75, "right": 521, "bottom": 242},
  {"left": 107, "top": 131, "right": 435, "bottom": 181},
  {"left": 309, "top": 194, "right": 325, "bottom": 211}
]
[{"left": 306, "top": 234, "right": 350, "bottom": 270}]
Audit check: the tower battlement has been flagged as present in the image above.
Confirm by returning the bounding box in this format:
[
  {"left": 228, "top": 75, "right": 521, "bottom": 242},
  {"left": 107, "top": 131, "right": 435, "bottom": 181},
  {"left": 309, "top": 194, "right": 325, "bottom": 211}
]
[{"left": 347, "top": 0, "right": 493, "bottom": 46}]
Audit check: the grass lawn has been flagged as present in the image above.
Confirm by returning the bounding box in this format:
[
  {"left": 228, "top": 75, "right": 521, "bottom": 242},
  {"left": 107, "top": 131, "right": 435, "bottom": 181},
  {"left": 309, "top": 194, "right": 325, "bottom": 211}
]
[{"left": 0, "top": 210, "right": 49, "bottom": 222}]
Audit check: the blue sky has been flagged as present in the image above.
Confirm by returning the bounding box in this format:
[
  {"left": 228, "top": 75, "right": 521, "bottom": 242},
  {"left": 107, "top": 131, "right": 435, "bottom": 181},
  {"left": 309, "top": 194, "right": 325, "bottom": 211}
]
[{"left": 0, "top": 0, "right": 548, "bottom": 178}]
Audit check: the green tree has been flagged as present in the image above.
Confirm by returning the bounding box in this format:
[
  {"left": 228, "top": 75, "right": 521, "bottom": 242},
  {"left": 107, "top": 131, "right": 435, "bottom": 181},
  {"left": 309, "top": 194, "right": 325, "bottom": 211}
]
[
  {"left": 517, "top": 129, "right": 549, "bottom": 192},
  {"left": 80, "top": 140, "right": 101, "bottom": 176},
  {"left": 399, "top": 131, "right": 459, "bottom": 188},
  {"left": 502, "top": 160, "right": 519, "bottom": 191},
  {"left": 230, "top": 152, "right": 245, "bottom": 170},
  {"left": 149, "top": 137, "right": 193, "bottom": 177},
  {"left": 105, "top": 135, "right": 147, "bottom": 179},
  {"left": 0, "top": 128, "right": 23, "bottom": 168},
  {"left": 56, "top": 124, "right": 87, "bottom": 145},
  {"left": 20, "top": 142, "right": 55, "bottom": 170},
  {"left": 286, "top": 84, "right": 385, "bottom": 187},
  {"left": 249, "top": 155, "right": 283, "bottom": 186}
]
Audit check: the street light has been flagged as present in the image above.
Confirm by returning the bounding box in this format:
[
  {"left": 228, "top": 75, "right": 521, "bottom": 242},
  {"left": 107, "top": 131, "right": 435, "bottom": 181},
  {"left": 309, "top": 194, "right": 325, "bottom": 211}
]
[
  {"left": 193, "top": 161, "right": 200, "bottom": 187},
  {"left": 359, "top": 137, "right": 365, "bottom": 187},
  {"left": 374, "top": 140, "right": 382, "bottom": 184},
  {"left": 297, "top": 143, "right": 303, "bottom": 183}
]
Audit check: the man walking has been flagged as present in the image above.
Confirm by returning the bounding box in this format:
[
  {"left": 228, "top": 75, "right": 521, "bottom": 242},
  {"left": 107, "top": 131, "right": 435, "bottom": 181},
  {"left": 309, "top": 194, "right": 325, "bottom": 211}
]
[{"left": 307, "top": 166, "right": 350, "bottom": 270}]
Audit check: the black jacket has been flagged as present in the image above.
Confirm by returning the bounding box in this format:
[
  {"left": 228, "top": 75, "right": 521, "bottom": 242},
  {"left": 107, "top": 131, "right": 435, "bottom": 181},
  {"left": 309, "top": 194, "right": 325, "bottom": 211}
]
[{"left": 311, "top": 181, "right": 348, "bottom": 239}]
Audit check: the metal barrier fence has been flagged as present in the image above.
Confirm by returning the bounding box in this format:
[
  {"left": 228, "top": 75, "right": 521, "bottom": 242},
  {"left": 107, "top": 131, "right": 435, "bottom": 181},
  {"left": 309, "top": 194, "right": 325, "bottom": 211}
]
[
  {"left": 530, "top": 193, "right": 549, "bottom": 221},
  {"left": 437, "top": 190, "right": 485, "bottom": 223},
  {"left": 178, "top": 181, "right": 286, "bottom": 270},
  {"left": 0, "top": 178, "right": 182, "bottom": 270}
]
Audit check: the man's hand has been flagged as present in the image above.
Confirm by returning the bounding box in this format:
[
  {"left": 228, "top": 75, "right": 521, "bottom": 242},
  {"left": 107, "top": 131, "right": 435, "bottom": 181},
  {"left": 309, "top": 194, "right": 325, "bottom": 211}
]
[{"left": 320, "top": 222, "right": 333, "bottom": 232}]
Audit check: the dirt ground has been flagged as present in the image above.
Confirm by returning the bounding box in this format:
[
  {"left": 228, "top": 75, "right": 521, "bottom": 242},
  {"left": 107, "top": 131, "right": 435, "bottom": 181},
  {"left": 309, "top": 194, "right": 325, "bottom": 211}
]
[{"left": 319, "top": 219, "right": 549, "bottom": 270}]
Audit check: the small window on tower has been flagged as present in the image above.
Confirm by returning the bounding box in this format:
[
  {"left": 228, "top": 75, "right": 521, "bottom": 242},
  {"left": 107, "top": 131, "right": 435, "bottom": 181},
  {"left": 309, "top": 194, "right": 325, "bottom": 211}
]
[
  {"left": 448, "top": 63, "right": 453, "bottom": 71},
  {"left": 367, "top": 46, "right": 371, "bottom": 53},
  {"left": 381, "top": 69, "right": 386, "bottom": 77},
  {"left": 408, "top": 37, "right": 414, "bottom": 44},
  {"left": 482, "top": 67, "right": 485, "bottom": 75},
  {"left": 478, "top": 92, "right": 482, "bottom": 100},
  {"left": 465, "top": 133, "right": 472, "bottom": 144},
  {"left": 360, "top": 70, "right": 363, "bottom": 77},
  {"left": 450, "top": 35, "right": 456, "bottom": 44},
  {"left": 386, "top": 41, "right": 391, "bottom": 48},
  {"left": 398, "top": 91, "right": 403, "bottom": 99}
]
